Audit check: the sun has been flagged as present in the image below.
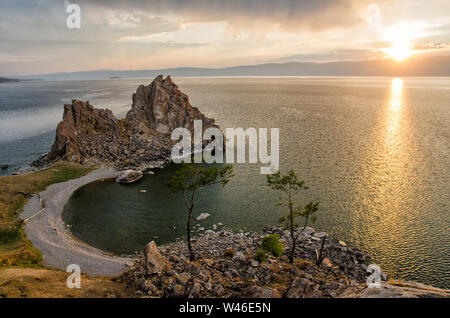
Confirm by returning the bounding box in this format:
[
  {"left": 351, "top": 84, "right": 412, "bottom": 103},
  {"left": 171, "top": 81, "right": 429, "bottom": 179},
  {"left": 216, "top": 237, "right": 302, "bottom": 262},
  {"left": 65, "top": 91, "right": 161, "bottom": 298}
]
[
  {"left": 386, "top": 40, "right": 413, "bottom": 61},
  {"left": 382, "top": 25, "right": 415, "bottom": 62}
]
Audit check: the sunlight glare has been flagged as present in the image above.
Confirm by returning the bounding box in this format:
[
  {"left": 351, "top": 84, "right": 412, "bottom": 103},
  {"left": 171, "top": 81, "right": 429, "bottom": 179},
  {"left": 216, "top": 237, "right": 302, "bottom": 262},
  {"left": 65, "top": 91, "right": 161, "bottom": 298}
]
[{"left": 383, "top": 25, "right": 415, "bottom": 61}]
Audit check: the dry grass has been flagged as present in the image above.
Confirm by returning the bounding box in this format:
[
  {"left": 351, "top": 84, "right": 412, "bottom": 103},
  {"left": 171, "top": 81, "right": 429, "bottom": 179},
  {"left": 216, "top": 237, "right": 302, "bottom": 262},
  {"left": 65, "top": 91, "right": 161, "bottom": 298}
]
[
  {"left": 0, "top": 162, "right": 95, "bottom": 268},
  {"left": 0, "top": 268, "right": 134, "bottom": 298}
]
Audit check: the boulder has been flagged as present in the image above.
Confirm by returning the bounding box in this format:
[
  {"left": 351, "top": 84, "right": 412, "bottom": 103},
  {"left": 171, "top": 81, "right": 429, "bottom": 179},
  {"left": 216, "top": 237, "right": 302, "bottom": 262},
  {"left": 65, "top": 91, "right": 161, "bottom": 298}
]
[
  {"left": 143, "top": 241, "right": 170, "bottom": 274},
  {"left": 116, "top": 170, "right": 143, "bottom": 183},
  {"left": 300, "top": 226, "right": 315, "bottom": 237}
]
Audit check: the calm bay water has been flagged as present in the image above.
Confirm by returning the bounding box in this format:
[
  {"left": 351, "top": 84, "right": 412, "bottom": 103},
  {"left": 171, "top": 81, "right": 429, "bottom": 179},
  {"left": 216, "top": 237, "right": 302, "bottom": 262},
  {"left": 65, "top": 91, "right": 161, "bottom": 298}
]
[{"left": 1, "top": 77, "right": 449, "bottom": 288}]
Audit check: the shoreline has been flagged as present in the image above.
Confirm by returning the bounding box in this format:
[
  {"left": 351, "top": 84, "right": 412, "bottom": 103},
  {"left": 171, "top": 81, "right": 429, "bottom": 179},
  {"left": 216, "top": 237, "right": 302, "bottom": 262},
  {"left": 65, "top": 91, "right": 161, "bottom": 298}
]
[{"left": 20, "top": 167, "right": 131, "bottom": 277}]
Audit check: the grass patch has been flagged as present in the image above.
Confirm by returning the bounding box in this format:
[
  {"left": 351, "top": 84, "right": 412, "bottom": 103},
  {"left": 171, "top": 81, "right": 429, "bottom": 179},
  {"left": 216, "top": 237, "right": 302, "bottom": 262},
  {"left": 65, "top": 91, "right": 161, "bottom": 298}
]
[{"left": 0, "top": 162, "right": 95, "bottom": 268}]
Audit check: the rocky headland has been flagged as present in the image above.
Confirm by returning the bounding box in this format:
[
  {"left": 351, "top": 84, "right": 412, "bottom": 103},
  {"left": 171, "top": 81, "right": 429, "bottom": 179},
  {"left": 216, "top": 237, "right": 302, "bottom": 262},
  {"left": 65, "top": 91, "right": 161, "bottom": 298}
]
[{"left": 34, "top": 75, "right": 217, "bottom": 171}]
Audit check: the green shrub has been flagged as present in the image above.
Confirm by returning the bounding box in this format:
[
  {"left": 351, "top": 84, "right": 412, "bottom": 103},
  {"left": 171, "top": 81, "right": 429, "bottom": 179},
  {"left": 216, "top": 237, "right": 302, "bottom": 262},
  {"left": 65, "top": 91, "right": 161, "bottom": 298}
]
[
  {"left": 0, "top": 223, "right": 21, "bottom": 245},
  {"left": 261, "top": 234, "right": 284, "bottom": 257},
  {"left": 254, "top": 249, "right": 267, "bottom": 263}
]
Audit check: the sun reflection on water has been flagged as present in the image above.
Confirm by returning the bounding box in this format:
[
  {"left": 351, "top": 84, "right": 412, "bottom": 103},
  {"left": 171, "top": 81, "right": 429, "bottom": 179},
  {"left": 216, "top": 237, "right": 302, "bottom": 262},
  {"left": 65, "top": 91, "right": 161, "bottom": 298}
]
[
  {"left": 386, "top": 78, "right": 403, "bottom": 144},
  {"left": 390, "top": 78, "right": 403, "bottom": 111},
  {"left": 351, "top": 77, "right": 418, "bottom": 278}
]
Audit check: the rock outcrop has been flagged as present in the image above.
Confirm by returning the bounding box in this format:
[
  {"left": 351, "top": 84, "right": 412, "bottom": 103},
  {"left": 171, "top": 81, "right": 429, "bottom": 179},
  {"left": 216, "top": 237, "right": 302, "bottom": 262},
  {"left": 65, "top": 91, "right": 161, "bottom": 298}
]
[
  {"left": 143, "top": 241, "right": 171, "bottom": 275},
  {"left": 39, "top": 75, "right": 218, "bottom": 170},
  {"left": 124, "top": 227, "right": 449, "bottom": 298},
  {"left": 124, "top": 226, "right": 375, "bottom": 298}
]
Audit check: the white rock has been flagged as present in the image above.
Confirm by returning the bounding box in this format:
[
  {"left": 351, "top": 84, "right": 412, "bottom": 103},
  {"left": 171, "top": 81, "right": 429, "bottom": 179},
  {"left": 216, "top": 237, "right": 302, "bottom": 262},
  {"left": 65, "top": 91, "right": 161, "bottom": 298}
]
[{"left": 196, "top": 213, "right": 210, "bottom": 221}]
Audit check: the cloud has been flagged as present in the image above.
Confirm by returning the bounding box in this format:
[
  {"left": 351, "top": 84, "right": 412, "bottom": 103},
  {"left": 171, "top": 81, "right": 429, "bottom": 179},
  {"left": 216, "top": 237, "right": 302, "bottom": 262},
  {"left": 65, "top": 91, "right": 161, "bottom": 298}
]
[{"left": 83, "top": 0, "right": 378, "bottom": 32}]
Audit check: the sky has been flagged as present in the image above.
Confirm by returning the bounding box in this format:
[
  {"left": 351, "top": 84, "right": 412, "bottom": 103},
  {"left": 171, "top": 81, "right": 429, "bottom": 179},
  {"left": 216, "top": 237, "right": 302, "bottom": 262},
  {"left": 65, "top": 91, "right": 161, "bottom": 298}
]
[{"left": 1, "top": 0, "right": 449, "bottom": 76}]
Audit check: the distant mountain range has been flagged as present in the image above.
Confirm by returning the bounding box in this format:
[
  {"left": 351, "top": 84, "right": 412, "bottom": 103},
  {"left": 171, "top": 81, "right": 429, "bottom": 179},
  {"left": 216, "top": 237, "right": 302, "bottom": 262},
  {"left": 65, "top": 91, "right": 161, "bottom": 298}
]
[
  {"left": 0, "top": 77, "right": 20, "bottom": 83},
  {"left": 14, "top": 55, "right": 450, "bottom": 81}
]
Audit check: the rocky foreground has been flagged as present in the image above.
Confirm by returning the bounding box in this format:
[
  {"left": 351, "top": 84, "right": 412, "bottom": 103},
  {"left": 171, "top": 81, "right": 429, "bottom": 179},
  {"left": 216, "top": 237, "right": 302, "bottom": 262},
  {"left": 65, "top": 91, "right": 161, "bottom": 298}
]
[
  {"left": 124, "top": 226, "right": 376, "bottom": 298},
  {"left": 123, "top": 226, "right": 449, "bottom": 298},
  {"left": 33, "top": 75, "right": 217, "bottom": 171}
]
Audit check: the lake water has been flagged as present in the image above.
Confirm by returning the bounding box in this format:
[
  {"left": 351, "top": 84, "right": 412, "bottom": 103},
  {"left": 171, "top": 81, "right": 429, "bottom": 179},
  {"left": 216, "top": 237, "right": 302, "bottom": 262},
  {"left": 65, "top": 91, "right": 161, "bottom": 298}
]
[{"left": 1, "top": 77, "right": 449, "bottom": 288}]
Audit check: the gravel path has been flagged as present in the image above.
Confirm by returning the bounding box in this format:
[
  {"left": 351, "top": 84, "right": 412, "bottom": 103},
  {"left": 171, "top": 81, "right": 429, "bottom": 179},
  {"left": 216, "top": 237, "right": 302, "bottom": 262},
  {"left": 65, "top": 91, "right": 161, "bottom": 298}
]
[{"left": 20, "top": 168, "right": 131, "bottom": 277}]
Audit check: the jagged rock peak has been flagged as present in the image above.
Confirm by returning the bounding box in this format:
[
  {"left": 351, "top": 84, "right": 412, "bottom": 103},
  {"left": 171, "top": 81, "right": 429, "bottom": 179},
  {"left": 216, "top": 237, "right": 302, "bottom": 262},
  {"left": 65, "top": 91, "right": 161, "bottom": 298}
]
[
  {"left": 41, "top": 75, "right": 218, "bottom": 169},
  {"left": 47, "top": 100, "right": 120, "bottom": 162},
  {"left": 126, "top": 74, "right": 216, "bottom": 134}
]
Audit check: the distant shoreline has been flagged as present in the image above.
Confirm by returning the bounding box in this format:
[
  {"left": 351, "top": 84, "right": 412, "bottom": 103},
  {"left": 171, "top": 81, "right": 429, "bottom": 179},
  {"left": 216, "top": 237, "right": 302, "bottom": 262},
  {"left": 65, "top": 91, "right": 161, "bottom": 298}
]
[
  {"left": 0, "top": 77, "right": 20, "bottom": 83},
  {"left": 0, "top": 77, "right": 43, "bottom": 83},
  {"left": 11, "top": 55, "right": 450, "bottom": 80}
]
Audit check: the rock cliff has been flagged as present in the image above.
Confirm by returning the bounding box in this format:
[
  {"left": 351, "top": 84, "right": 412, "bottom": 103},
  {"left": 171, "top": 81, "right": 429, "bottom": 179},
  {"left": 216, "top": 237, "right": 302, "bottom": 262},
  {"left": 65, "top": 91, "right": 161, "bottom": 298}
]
[{"left": 40, "top": 75, "right": 217, "bottom": 170}]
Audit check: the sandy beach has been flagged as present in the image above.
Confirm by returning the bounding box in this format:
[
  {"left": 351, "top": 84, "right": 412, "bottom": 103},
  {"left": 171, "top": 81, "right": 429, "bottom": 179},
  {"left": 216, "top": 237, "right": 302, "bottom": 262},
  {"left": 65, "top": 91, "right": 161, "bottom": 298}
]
[{"left": 20, "top": 168, "right": 131, "bottom": 277}]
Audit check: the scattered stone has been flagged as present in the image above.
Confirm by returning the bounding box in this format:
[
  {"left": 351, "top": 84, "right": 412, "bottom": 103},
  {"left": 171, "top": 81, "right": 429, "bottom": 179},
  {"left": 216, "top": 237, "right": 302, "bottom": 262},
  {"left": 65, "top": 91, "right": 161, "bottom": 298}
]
[
  {"left": 140, "top": 189, "right": 147, "bottom": 193},
  {"left": 233, "top": 252, "right": 246, "bottom": 262},
  {"left": 177, "top": 272, "right": 191, "bottom": 285},
  {"left": 124, "top": 227, "right": 376, "bottom": 298},
  {"left": 238, "top": 286, "right": 281, "bottom": 298},
  {"left": 300, "top": 226, "right": 315, "bottom": 237},
  {"left": 196, "top": 213, "right": 210, "bottom": 221},
  {"left": 322, "top": 257, "right": 333, "bottom": 268},
  {"left": 313, "top": 231, "right": 327, "bottom": 239},
  {"left": 213, "top": 284, "right": 225, "bottom": 297},
  {"left": 172, "top": 284, "right": 185, "bottom": 298},
  {"left": 223, "top": 248, "right": 236, "bottom": 258}
]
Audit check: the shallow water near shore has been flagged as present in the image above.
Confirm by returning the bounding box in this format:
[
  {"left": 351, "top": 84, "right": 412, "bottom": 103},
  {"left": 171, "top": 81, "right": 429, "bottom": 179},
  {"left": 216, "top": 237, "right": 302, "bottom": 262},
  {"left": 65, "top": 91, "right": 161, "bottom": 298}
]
[{"left": 1, "top": 77, "right": 449, "bottom": 288}]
